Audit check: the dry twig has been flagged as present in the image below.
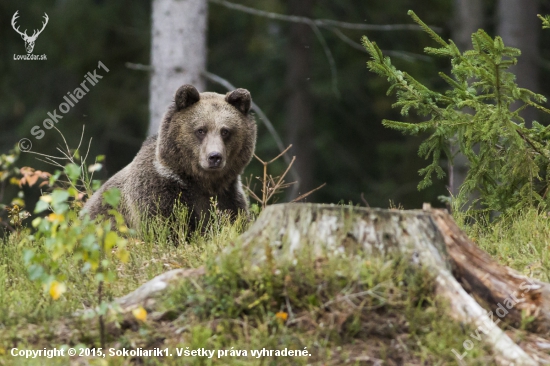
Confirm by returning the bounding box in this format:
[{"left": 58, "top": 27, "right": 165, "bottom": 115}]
[
  {"left": 209, "top": 0, "right": 442, "bottom": 94},
  {"left": 244, "top": 145, "right": 325, "bottom": 208}
]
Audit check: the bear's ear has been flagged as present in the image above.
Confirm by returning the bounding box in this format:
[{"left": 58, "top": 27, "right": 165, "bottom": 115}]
[
  {"left": 175, "top": 85, "right": 200, "bottom": 111},
  {"left": 225, "top": 89, "right": 251, "bottom": 115}
]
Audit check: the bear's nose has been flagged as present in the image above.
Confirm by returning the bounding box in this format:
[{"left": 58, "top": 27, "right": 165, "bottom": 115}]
[{"left": 208, "top": 152, "right": 223, "bottom": 167}]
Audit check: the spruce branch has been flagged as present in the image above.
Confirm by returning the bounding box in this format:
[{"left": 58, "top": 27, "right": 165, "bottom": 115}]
[
  {"left": 407, "top": 10, "right": 448, "bottom": 47},
  {"left": 538, "top": 14, "right": 550, "bottom": 29},
  {"left": 364, "top": 11, "right": 550, "bottom": 216}
]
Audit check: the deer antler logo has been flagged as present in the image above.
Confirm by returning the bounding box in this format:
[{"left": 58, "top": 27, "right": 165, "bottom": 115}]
[{"left": 11, "top": 11, "right": 49, "bottom": 54}]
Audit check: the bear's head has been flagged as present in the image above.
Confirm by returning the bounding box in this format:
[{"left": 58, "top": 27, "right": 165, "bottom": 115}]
[{"left": 156, "top": 84, "right": 257, "bottom": 192}]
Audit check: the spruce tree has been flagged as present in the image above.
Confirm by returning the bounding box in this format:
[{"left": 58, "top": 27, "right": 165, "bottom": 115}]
[{"left": 363, "top": 11, "right": 550, "bottom": 218}]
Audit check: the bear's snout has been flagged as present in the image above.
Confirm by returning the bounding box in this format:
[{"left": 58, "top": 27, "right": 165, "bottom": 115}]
[
  {"left": 208, "top": 152, "right": 223, "bottom": 168},
  {"left": 200, "top": 132, "right": 227, "bottom": 171}
]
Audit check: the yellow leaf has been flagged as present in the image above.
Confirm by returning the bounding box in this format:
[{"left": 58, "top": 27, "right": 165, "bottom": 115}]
[
  {"left": 96, "top": 227, "right": 104, "bottom": 239},
  {"left": 117, "top": 248, "right": 129, "bottom": 263},
  {"left": 275, "top": 311, "right": 288, "bottom": 322},
  {"left": 90, "top": 259, "right": 99, "bottom": 271},
  {"left": 40, "top": 195, "right": 52, "bottom": 203},
  {"left": 9, "top": 177, "right": 20, "bottom": 186},
  {"left": 49, "top": 281, "right": 66, "bottom": 300},
  {"left": 132, "top": 306, "right": 147, "bottom": 322},
  {"left": 47, "top": 213, "right": 65, "bottom": 222},
  {"left": 104, "top": 231, "right": 118, "bottom": 251},
  {"left": 11, "top": 198, "right": 25, "bottom": 207}
]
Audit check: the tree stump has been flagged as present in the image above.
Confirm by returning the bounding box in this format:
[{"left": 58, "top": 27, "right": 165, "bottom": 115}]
[{"left": 118, "top": 203, "right": 550, "bottom": 365}]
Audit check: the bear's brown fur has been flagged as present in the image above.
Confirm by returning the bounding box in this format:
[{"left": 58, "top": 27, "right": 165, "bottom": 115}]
[{"left": 82, "top": 84, "right": 257, "bottom": 232}]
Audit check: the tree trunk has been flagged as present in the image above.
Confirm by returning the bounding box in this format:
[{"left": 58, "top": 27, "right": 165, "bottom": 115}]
[
  {"left": 452, "top": 0, "right": 484, "bottom": 51},
  {"left": 497, "top": 0, "right": 539, "bottom": 127},
  {"left": 286, "top": 0, "right": 315, "bottom": 199},
  {"left": 449, "top": 0, "right": 485, "bottom": 198},
  {"left": 148, "top": 0, "right": 208, "bottom": 136},
  {"left": 116, "top": 203, "right": 550, "bottom": 364}
]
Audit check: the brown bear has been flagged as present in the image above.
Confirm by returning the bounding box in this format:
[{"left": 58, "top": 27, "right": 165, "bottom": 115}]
[{"left": 82, "top": 84, "right": 257, "bottom": 232}]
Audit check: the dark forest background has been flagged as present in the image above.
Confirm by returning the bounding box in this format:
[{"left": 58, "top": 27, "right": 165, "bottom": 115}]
[{"left": 2, "top": 0, "right": 549, "bottom": 211}]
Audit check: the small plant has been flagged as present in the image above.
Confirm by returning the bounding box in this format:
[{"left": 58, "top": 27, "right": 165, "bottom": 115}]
[
  {"left": 25, "top": 125, "right": 104, "bottom": 205},
  {"left": 245, "top": 145, "right": 326, "bottom": 209},
  {"left": 0, "top": 145, "right": 21, "bottom": 201},
  {"left": 26, "top": 185, "right": 129, "bottom": 347},
  {"left": 3, "top": 167, "right": 53, "bottom": 233},
  {"left": 5, "top": 204, "right": 31, "bottom": 230},
  {"left": 21, "top": 126, "right": 129, "bottom": 348},
  {"left": 363, "top": 11, "right": 550, "bottom": 218},
  {"left": 0, "top": 145, "right": 23, "bottom": 232}
]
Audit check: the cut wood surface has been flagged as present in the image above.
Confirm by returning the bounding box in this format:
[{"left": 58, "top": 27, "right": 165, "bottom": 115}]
[
  {"left": 116, "top": 203, "right": 550, "bottom": 365},
  {"left": 116, "top": 267, "right": 205, "bottom": 311}
]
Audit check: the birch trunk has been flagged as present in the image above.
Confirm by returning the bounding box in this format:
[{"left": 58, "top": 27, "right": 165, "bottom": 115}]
[{"left": 148, "top": 0, "right": 208, "bottom": 136}]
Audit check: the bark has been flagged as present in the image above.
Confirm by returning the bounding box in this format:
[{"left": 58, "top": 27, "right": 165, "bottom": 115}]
[
  {"left": 238, "top": 204, "right": 544, "bottom": 365},
  {"left": 115, "top": 203, "right": 550, "bottom": 365},
  {"left": 497, "top": 0, "right": 540, "bottom": 127},
  {"left": 452, "top": 0, "right": 484, "bottom": 52},
  {"left": 449, "top": 0, "right": 484, "bottom": 197},
  {"left": 116, "top": 267, "right": 205, "bottom": 311},
  {"left": 285, "top": 0, "right": 315, "bottom": 199},
  {"left": 148, "top": 0, "right": 208, "bottom": 136},
  {"left": 432, "top": 210, "right": 550, "bottom": 334}
]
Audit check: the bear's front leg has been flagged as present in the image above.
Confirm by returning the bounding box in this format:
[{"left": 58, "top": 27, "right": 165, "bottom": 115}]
[{"left": 216, "top": 178, "right": 248, "bottom": 222}]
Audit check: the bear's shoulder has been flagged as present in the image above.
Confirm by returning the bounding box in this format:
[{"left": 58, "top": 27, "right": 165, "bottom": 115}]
[{"left": 142, "top": 134, "right": 158, "bottom": 149}]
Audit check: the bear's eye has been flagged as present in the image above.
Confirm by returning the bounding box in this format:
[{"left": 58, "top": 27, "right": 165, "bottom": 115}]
[
  {"left": 221, "top": 128, "right": 230, "bottom": 138},
  {"left": 196, "top": 128, "right": 206, "bottom": 138}
]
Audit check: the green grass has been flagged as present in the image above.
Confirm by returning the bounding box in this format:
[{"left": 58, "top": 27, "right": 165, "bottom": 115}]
[
  {"left": 0, "top": 204, "right": 511, "bottom": 365},
  {"left": 456, "top": 208, "right": 550, "bottom": 282}
]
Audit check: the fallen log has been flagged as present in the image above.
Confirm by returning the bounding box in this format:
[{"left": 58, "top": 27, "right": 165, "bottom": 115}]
[
  {"left": 116, "top": 203, "right": 550, "bottom": 365},
  {"left": 432, "top": 209, "right": 550, "bottom": 333},
  {"left": 116, "top": 267, "right": 205, "bottom": 311}
]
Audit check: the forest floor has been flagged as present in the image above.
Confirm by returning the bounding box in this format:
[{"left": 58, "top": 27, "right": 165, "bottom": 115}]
[{"left": 1, "top": 206, "right": 549, "bottom": 365}]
